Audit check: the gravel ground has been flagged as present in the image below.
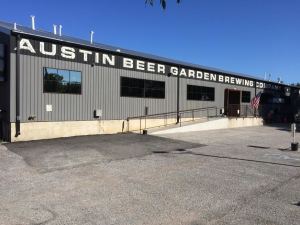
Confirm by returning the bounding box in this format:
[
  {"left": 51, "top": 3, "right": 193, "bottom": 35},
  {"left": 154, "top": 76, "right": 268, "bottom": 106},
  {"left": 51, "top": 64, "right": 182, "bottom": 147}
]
[{"left": 0, "top": 125, "right": 299, "bottom": 225}]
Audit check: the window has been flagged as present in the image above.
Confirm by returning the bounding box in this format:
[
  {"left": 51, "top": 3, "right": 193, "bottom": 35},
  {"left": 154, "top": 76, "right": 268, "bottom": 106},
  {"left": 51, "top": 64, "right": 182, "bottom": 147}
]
[
  {"left": 0, "top": 44, "right": 5, "bottom": 82},
  {"left": 43, "top": 67, "right": 82, "bottom": 94},
  {"left": 121, "top": 77, "right": 165, "bottom": 99},
  {"left": 187, "top": 85, "right": 215, "bottom": 101},
  {"left": 145, "top": 79, "right": 165, "bottom": 98},
  {"left": 242, "top": 91, "right": 251, "bottom": 103}
]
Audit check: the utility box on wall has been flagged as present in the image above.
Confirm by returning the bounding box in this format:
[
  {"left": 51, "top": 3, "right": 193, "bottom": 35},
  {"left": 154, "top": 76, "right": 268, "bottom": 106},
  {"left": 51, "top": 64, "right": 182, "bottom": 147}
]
[
  {"left": 94, "top": 109, "right": 102, "bottom": 118},
  {"left": 46, "top": 104, "right": 53, "bottom": 112}
]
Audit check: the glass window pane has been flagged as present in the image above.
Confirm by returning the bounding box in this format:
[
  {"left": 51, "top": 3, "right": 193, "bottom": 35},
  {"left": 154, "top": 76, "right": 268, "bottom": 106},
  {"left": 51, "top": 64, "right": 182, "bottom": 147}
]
[
  {"left": 43, "top": 80, "right": 55, "bottom": 93},
  {"left": 121, "top": 86, "right": 144, "bottom": 97},
  {"left": 132, "top": 78, "right": 144, "bottom": 89},
  {"left": 242, "top": 91, "right": 251, "bottom": 103},
  {"left": 44, "top": 68, "right": 58, "bottom": 79},
  {"left": 58, "top": 69, "right": 70, "bottom": 85},
  {"left": 121, "top": 77, "right": 164, "bottom": 99},
  {"left": 145, "top": 80, "right": 165, "bottom": 98},
  {"left": 69, "top": 71, "right": 81, "bottom": 94},
  {"left": 44, "top": 68, "right": 82, "bottom": 94},
  {"left": 187, "top": 85, "right": 214, "bottom": 101},
  {"left": 70, "top": 71, "right": 81, "bottom": 83},
  {"left": 145, "top": 89, "right": 165, "bottom": 99},
  {"left": 145, "top": 80, "right": 154, "bottom": 89},
  {"left": 121, "top": 77, "right": 132, "bottom": 87},
  {"left": 121, "top": 77, "right": 143, "bottom": 97},
  {"left": 44, "top": 68, "right": 62, "bottom": 93},
  {"left": 144, "top": 88, "right": 152, "bottom": 98}
]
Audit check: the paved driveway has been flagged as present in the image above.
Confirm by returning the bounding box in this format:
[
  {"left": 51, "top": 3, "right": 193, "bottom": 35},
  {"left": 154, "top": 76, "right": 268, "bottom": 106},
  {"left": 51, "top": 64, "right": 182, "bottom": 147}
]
[{"left": 0, "top": 126, "right": 300, "bottom": 225}]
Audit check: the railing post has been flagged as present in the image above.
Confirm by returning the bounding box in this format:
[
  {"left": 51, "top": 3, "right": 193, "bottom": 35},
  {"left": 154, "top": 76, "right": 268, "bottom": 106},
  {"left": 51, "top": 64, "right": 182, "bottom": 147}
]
[
  {"left": 180, "top": 113, "right": 182, "bottom": 127},
  {"left": 140, "top": 118, "right": 142, "bottom": 134},
  {"left": 128, "top": 107, "right": 219, "bottom": 133},
  {"left": 127, "top": 119, "right": 129, "bottom": 132}
]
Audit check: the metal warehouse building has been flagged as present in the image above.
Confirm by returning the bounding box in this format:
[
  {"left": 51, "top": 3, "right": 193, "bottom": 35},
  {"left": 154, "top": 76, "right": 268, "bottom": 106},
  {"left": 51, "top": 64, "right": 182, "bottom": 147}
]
[{"left": 0, "top": 20, "right": 299, "bottom": 142}]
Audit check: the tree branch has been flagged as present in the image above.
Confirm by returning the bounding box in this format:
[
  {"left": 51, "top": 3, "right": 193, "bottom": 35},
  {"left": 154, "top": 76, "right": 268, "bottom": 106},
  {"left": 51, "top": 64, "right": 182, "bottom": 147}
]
[{"left": 145, "top": 0, "right": 181, "bottom": 10}]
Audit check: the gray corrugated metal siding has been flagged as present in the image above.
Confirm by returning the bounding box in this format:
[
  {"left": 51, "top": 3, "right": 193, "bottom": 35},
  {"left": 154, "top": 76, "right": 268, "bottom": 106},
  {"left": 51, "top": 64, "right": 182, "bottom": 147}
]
[{"left": 10, "top": 54, "right": 255, "bottom": 122}]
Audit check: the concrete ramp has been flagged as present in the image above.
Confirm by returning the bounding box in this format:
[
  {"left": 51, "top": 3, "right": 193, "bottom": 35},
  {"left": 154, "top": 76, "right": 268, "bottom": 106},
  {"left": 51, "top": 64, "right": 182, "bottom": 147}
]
[{"left": 151, "top": 117, "right": 264, "bottom": 135}]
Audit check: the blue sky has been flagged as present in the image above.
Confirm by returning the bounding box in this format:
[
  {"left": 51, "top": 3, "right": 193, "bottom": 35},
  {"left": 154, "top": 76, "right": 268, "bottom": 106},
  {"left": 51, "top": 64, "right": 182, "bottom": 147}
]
[{"left": 1, "top": 0, "right": 299, "bottom": 84}]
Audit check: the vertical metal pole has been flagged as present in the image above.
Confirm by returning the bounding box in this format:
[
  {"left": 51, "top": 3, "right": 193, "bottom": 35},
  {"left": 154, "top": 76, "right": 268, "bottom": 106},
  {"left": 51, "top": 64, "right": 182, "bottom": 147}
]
[
  {"left": 293, "top": 127, "right": 295, "bottom": 143},
  {"left": 176, "top": 66, "right": 180, "bottom": 124},
  {"left": 140, "top": 118, "right": 141, "bottom": 134},
  {"left": 127, "top": 119, "right": 129, "bottom": 132},
  {"left": 254, "top": 81, "right": 257, "bottom": 117},
  {"left": 180, "top": 113, "right": 182, "bottom": 127},
  {"left": 292, "top": 124, "right": 296, "bottom": 143},
  {"left": 226, "top": 89, "right": 229, "bottom": 116},
  {"left": 15, "top": 35, "right": 21, "bottom": 137}
]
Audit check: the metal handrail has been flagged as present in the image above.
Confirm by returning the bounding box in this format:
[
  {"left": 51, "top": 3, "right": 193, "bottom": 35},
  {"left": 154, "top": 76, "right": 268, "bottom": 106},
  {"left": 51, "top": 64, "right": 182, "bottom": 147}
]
[
  {"left": 127, "top": 106, "right": 218, "bottom": 120},
  {"left": 226, "top": 104, "right": 258, "bottom": 118},
  {"left": 126, "top": 106, "right": 218, "bottom": 133}
]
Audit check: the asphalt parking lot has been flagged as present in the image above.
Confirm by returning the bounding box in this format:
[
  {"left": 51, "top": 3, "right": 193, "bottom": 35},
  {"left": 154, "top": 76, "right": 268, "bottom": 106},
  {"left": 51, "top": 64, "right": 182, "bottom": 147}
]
[{"left": 0, "top": 125, "right": 300, "bottom": 225}]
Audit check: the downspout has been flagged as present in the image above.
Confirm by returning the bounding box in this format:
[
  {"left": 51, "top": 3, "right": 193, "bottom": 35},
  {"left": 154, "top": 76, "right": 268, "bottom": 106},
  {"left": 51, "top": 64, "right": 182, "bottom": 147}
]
[
  {"left": 15, "top": 34, "right": 20, "bottom": 137},
  {"left": 176, "top": 65, "right": 180, "bottom": 124}
]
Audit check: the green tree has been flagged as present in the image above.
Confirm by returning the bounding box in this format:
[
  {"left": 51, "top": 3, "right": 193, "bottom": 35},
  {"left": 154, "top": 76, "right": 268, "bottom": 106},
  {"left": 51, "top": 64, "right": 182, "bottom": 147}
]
[{"left": 145, "top": 0, "right": 181, "bottom": 10}]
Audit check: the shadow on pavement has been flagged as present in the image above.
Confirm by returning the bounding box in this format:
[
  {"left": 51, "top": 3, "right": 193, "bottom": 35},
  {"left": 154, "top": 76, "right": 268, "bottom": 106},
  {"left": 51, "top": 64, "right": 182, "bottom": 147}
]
[
  {"left": 264, "top": 123, "right": 293, "bottom": 132},
  {"left": 4, "top": 133, "right": 204, "bottom": 173},
  {"left": 247, "top": 145, "right": 270, "bottom": 149},
  {"left": 178, "top": 151, "right": 300, "bottom": 168}
]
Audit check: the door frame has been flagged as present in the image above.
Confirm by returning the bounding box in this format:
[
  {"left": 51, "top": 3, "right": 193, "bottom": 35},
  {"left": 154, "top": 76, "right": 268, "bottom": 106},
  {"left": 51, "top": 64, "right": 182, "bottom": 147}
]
[{"left": 224, "top": 89, "right": 241, "bottom": 117}]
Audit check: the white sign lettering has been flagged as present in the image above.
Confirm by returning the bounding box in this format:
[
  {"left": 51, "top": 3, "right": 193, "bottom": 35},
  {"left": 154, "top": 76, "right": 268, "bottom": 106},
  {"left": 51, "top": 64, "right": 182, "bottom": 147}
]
[
  {"left": 19, "top": 39, "right": 36, "bottom": 53},
  {"left": 17, "top": 38, "right": 285, "bottom": 89},
  {"left": 40, "top": 42, "right": 56, "bottom": 56}
]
